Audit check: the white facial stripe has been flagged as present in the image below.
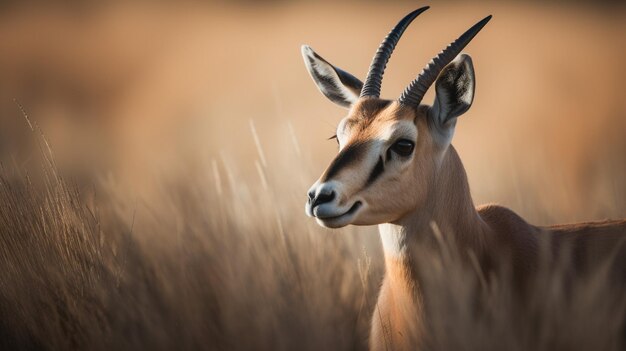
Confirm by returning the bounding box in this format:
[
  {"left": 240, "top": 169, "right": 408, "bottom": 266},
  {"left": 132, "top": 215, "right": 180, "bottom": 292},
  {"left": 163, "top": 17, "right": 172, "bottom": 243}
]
[
  {"left": 333, "top": 120, "right": 418, "bottom": 182},
  {"left": 378, "top": 120, "right": 418, "bottom": 143},
  {"left": 336, "top": 117, "right": 351, "bottom": 148}
]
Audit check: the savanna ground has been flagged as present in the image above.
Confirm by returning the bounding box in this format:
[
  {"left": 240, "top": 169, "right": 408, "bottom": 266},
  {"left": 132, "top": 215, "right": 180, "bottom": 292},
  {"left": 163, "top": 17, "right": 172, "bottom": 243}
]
[{"left": 0, "top": 1, "right": 625, "bottom": 350}]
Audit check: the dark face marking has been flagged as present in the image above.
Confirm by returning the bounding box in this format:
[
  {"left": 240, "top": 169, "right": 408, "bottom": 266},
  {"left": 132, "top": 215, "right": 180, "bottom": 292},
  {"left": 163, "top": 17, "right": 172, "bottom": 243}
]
[
  {"left": 366, "top": 156, "right": 385, "bottom": 186},
  {"left": 322, "top": 141, "right": 368, "bottom": 181}
]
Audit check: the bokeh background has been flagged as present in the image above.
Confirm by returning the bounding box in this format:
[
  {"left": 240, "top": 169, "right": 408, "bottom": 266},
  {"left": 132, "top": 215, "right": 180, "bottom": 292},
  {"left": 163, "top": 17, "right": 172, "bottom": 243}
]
[
  {"left": 0, "top": 1, "right": 625, "bottom": 350},
  {"left": 1, "top": 1, "right": 625, "bottom": 222}
]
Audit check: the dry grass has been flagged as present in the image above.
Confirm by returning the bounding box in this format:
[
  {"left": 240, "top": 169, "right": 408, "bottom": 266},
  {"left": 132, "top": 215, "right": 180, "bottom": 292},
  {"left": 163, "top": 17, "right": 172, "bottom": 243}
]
[
  {"left": 0, "top": 2, "right": 625, "bottom": 350},
  {"left": 0, "top": 115, "right": 381, "bottom": 350},
  {"left": 0, "top": 107, "right": 624, "bottom": 350}
]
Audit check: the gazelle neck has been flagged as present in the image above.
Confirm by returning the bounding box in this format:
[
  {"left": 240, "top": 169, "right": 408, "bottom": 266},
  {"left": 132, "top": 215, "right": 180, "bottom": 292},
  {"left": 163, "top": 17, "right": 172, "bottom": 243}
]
[{"left": 379, "top": 145, "right": 490, "bottom": 266}]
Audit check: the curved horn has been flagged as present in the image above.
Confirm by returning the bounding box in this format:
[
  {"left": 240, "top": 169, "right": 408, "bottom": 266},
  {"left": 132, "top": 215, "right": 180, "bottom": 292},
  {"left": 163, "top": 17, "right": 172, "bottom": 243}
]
[
  {"left": 398, "top": 15, "right": 492, "bottom": 107},
  {"left": 360, "top": 7, "right": 429, "bottom": 98}
]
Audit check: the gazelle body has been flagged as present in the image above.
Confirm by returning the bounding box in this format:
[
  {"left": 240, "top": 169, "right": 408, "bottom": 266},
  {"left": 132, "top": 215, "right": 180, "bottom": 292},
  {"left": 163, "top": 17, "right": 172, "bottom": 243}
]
[{"left": 301, "top": 7, "right": 626, "bottom": 351}]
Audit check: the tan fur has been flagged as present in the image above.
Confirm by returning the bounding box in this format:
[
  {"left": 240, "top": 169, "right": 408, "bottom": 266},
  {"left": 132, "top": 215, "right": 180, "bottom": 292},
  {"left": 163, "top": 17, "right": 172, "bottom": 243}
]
[
  {"left": 370, "top": 258, "right": 423, "bottom": 351},
  {"left": 312, "top": 100, "right": 625, "bottom": 350}
]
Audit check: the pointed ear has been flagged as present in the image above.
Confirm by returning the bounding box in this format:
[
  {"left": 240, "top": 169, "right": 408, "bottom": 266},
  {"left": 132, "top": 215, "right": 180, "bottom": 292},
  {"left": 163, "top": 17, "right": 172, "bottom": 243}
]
[
  {"left": 301, "top": 45, "right": 363, "bottom": 109},
  {"left": 429, "top": 54, "right": 475, "bottom": 142}
]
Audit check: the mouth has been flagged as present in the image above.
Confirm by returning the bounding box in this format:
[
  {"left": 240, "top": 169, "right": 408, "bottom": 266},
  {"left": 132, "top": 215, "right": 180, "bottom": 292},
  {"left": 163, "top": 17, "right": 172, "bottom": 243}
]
[{"left": 314, "top": 201, "right": 362, "bottom": 228}]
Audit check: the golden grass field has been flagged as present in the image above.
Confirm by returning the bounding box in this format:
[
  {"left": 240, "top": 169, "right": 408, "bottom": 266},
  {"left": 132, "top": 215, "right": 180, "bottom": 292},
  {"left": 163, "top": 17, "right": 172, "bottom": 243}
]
[{"left": 0, "top": 2, "right": 625, "bottom": 350}]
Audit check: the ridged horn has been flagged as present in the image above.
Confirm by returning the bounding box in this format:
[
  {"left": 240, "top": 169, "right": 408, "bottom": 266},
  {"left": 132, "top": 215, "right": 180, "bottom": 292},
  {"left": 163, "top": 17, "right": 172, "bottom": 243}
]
[
  {"left": 359, "top": 7, "right": 429, "bottom": 98},
  {"left": 398, "top": 15, "right": 492, "bottom": 107}
]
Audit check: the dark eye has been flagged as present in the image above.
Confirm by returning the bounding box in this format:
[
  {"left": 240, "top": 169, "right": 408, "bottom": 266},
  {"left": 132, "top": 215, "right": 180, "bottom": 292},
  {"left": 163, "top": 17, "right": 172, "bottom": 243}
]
[{"left": 390, "top": 139, "right": 415, "bottom": 157}]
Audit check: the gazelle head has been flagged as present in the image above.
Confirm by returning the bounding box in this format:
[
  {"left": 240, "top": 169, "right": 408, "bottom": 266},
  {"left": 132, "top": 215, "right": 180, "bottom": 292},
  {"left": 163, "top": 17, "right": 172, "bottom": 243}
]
[{"left": 302, "top": 8, "right": 491, "bottom": 228}]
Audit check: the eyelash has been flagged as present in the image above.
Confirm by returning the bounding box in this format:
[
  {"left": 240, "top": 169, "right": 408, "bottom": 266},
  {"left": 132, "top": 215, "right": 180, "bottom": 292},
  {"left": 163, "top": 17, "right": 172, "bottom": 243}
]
[{"left": 328, "top": 135, "right": 338, "bottom": 144}]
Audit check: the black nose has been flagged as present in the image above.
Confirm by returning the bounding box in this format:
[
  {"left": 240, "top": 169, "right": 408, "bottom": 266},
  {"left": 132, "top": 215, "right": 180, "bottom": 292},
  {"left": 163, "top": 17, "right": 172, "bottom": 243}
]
[{"left": 309, "top": 189, "right": 336, "bottom": 209}]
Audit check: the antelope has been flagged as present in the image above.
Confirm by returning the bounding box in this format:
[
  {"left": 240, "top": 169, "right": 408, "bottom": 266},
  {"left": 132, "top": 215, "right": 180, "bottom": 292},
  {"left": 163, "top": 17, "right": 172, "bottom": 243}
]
[{"left": 301, "top": 7, "right": 626, "bottom": 351}]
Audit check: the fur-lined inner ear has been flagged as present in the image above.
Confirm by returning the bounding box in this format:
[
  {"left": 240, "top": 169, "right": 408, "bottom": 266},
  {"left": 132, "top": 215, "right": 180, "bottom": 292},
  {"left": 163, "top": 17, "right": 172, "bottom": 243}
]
[
  {"left": 430, "top": 54, "right": 475, "bottom": 142},
  {"left": 301, "top": 45, "right": 363, "bottom": 109}
]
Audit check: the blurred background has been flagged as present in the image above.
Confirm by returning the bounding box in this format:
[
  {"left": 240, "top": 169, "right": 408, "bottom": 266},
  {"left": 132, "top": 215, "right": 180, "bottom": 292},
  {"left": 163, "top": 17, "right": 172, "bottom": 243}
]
[
  {"left": 1, "top": 0, "right": 625, "bottom": 222},
  {"left": 0, "top": 1, "right": 625, "bottom": 350}
]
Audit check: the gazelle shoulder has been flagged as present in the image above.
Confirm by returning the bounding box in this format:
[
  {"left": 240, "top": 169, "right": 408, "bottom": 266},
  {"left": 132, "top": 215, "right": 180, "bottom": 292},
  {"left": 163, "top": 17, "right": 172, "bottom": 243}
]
[
  {"left": 476, "top": 204, "right": 532, "bottom": 228},
  {"left": 475, "top": 203, "right": 542, "bottom": 245},
  {"left": 475, "top": 204, "right": 542, "bottom": 278}
]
